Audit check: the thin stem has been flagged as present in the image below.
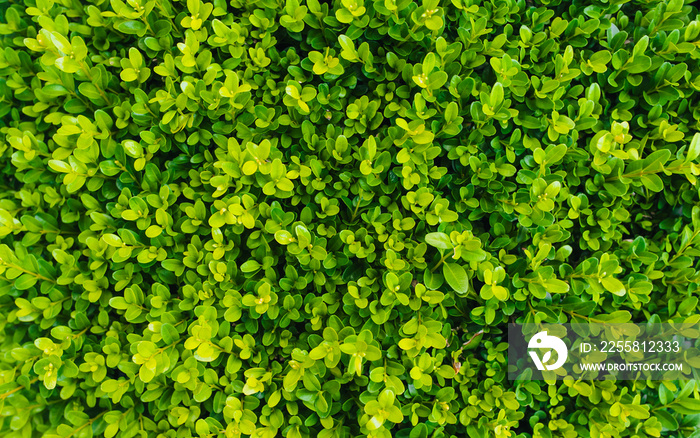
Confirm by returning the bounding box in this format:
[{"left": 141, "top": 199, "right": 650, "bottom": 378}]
[
  {"left": 0, "top": 378, "right": 39, "bottom": 400},
  {"left": 667, "top": 228, "right": 700, "bottom": 264},
  {"left": 606, "top": 163, "right": 690, "bottom": 182},
  {"left": 0, "top": 261, "right": 56, "bottom": 283},
  {"left": 430, "top": 250, "right": 452, "bottom": 273},
  {"left": 65, "top": 411, "right": 106, "bottom": 438},
  {"left": 71, "top": 327, "right": 89, "bottom": 339},
  {"left": 462, "top": 329, "right": 484, "bottom": 348},
  {"left": 350, "top": 189, "right": 364, "bottom": 222}
]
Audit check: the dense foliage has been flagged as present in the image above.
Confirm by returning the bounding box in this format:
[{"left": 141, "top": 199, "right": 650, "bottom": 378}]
[{"left": 2, "top": 0, "right": 700, "bottom": 436}]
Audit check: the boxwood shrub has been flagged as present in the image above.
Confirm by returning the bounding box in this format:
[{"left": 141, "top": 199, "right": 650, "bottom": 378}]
[{"left": 1, "top": 0, "right": 700, "bottom": 436}]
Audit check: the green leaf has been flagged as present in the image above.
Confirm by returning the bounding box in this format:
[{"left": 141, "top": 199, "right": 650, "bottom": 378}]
[
  {"left": 639, "top": 174, "right": 664, "bottom": 192},
  {"left": 627, "top": 55, "right": 652, "bottom": 74},
  {"left": 492, "top": 285, "right": 508, "bottom": 301},
  {"left": 43, "top": 84, "right": 69, "bottom": 97},
  {"left": 195, "top": 419, "right": 210, "bottom": 435},
  {"left": 672, "top": 398, "right": 700, "bottom": 415},
  {"left": 542, "top": 278, "right": 570, "bottom": 294},
  {"left": 161, "top": 259, "right": 185, "bottom": 275},
  {"left": 656, "top": 410, "right": 678, "bottom": 430},
  {"left": 103, "top": 234, "right": 123, "bottom": 247},
  {"left": 425, "top": 15, "right": 443, "bottom": 31},
  {"left": 687, "top": 133, "right": 700, "bottom": 162},
  {"left": 423, "top": 269, "right": 444, "bottom": 290},
  {"left": 490, "top": 82, "right": 504, "bottom": 107},
  {"left": 14, "top": 274, "right": 38, "bottom": 290},
  {"left": 643, "top": 149, "right": 671, "bottom": 172},
  {"left": 659, "top": 384, "right": 673, "bottom": 406},
  {"left": 240, "top": 260, "right": 261, "bottom": 273},
  {"left": 425, "top": 232, "right": 452, "bottom": 249},
  {"left": 145, "top": 225, "right": 163, "bottom": 238},
  {"left": 275, "top": 230, "right": 294, "bottom": 245},
  {"left": 161, "top": 323, "right": 179, "bottom": 344},
  {"left": 48, "top": 160, "right": 72, "bottom": 173},
  {"left": 601, "top": 276, "right": 626, "bottom": 296},
  {"left": 443, "top": 263, "right": 469, "bottom": 295},
  {"left": 116, "top": 20, "right": 147, "bottom": 35},
  {"left": 444, "top": 102, "right": 458, "bottom": 123},
  {"left": 295, "top": 225, "right": 311, "bottom": 247}
]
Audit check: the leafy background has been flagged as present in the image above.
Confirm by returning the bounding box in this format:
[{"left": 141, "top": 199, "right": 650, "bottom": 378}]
[{"left": 1, "top": 0, "right": 700, "bottom": 436}]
